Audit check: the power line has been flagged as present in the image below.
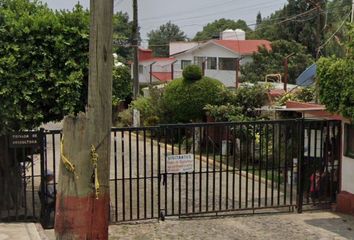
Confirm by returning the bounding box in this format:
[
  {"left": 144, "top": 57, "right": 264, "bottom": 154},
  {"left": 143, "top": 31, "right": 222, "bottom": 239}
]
[
  {"left": 317, "top": 11, "right": 351, "bottom": 54},
  {"left": 142, "top": 0, "right": 284, "bottom": 25}
]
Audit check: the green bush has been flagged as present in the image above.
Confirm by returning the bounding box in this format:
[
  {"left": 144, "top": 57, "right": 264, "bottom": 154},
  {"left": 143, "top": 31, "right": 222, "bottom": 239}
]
[
  {"left": 112, "top": 65, "right": 132, "bottom": 104},
  {"left": 161, "top": 77, "right": 224, "bottom": 123},
  {"left": 276, "top": 87, "right": 316, "bottom": 106},
  {"left": 116, "top": 109, "right": 132, "bottom": 127},
  {"left": 317, "top": 57, "right": 354, "bottom": 120},
  {"left": 232, "top": 84, "right": 268, "bottom": 117},
  {"left": 182, "top": 65, "right": 202, "bottom": 82}
]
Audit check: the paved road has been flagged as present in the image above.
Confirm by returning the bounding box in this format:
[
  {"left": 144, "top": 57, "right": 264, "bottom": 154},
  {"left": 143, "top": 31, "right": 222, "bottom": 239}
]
[{"left": 107, "top": 211, "right": 354, "bottom": 240}]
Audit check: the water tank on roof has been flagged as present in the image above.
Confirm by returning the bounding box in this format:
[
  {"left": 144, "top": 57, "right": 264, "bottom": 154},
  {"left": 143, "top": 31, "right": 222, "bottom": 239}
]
[{"left": 221, "top": 29, "right": 246, "bottom": 40}]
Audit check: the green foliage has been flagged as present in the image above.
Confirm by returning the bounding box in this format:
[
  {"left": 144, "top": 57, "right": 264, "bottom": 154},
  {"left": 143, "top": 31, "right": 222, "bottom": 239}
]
[
  {"left": 129, "top": 86, "right": 164, "bottom": 126},
  {"left": 148, "top": 21, "right": 186, "bottom": 57},
  {"left": 161, "top": 77, "right": 224, "bottom": 123},
  {"left": 113, "top": 11, "right": 137, "bottom": 62},
  {"left": 232, "top": 84, "right": 268, "bottom": 117},
  {"left": 0, "top": 0, "right": 89, "bottom": 134},
  {"left": 182, "top": 65, "right": 202, "bottom": 82},
  {"left": 204, "top": 104, "right": 242, "bottom": 121},
  {"left": 276, "top": 87, "right": 316, "bottom": 106},
  {"left": 251, "top": 0, "right": 352, "bottom": 58},
  {"left": 317, "top": 56, "right": 354, "bottom": 120},
  {"left": 194, "top": 18, "right": 251, "bottom": 41},
  {"left": 116, "top": 109, "right": 132, "bottom": 127},
  {"left": 241, "top": 40, "right": 313, "bottom": 84},
  {"left": 203, "top": 84, "right": 268, "bottom": 122},
  {"left": 112, "top": 64, "right": 132, "bottom": 105}
]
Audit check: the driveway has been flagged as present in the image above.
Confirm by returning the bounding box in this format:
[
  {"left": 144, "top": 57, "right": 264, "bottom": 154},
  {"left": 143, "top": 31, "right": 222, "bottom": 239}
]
[{"left": 107, "top": 211, "right": 354, "bottom": 240}]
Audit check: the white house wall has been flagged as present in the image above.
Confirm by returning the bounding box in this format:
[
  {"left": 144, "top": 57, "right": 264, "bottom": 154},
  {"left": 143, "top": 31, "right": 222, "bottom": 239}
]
[
  {"left": 173, "top": 44, "right": 253, "bottom": 87},
  {"left": 342, "top": 121, "right": 354, "bottom": 194}
]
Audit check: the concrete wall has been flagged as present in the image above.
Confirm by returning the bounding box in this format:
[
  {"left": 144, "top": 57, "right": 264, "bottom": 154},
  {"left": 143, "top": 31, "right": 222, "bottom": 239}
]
[
  {"left": 341, "top": 120, "right": 354, "bottom": 194},
  {"left": 337, "top": 120, "right": 354, "bottom": 215}
]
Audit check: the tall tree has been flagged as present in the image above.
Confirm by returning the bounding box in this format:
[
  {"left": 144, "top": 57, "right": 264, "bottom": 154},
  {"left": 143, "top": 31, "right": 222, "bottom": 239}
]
[
  {"left": 0, "top": 0, "right": 89, "bottom": 213},
  {"left": 241, "top": 40, "right": 314, "bottom": 84},
  {"left": 317, "top": 23, "right": 354, "bottom": 120},
  {"left": 113, "top": 11, "right": 136, "bottom": 62},
  {"left": 148, "top": 21, "right": 187, "bottom": 57},
  {"left": 256, "top": 12, "right": 262, "bottom": 28},
  {"left": 193, "top": 18, "right": 251, "bottom": 41},
  {"left": 251, "top": 0, "right": 352, "bottom": 58}
]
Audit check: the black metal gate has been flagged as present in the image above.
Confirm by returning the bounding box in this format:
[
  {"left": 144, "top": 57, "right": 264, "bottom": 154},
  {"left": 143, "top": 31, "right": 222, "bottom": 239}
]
[
  {"left": 0, "top": 119, "right": 341, "bottom": 223},
  {"left": 110, "top": 119, "right": 341, "bottom": 222}
]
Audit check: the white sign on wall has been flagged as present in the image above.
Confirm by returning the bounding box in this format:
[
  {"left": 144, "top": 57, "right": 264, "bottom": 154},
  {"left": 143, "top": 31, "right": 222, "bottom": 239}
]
[{"left": 166, "top": 154, "right": 194, "bottom": 173}]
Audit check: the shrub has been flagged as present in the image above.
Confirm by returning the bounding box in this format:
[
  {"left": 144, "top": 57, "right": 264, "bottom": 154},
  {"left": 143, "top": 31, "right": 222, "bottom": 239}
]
[
  {"left": 276, "top": 87, "right": 316, "bottom": 106},
  {"left": 161, "top": 77, "right": 224, "bottom": 123},
  {"left": 232, "top": 84, "right": 268, "bottom": 117},
  {"left": 182, "top": 64, "right": 202, "bottom": 82},
  {"left": 116, "top": 109, "right": 132, "bottom": 127},
  {"left": 112, "top": 65, "right": 132, "bottom": 104}
]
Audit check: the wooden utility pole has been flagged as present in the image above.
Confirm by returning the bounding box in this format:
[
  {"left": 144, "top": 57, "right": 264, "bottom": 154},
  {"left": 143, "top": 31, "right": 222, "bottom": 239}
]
[
  {"left": 55, "top": 0, "right": 113, "bottom": 239},
  {"left": 132, "top": 0, "right": 139, "bottom": 99},
  {"left": 235, "top": 58, "right": 241, "bottom": 89}
]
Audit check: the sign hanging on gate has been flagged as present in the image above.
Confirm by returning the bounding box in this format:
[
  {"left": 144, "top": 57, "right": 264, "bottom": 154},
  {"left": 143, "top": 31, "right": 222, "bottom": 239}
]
[
  {"left": 166, "top": 154, "right": 194, "bottom": 173},
  {"left": 9, "top": 132, "right": 40, "bottom": 148}
]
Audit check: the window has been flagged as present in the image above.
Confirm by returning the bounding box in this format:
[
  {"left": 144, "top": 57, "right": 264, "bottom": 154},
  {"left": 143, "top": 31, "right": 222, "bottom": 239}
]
[
  {"left": 181, "top": 60, "right": 192, "bottom": 69},
  {"left": 138, "top": 65, "right": 144, "bottom": 74},
  {"left": 207, "top": 57, "right": 217, "bottom": 70},
  {"left": 219, "top": 58, "right": 237, "bottom": 71},
  {"left": 193, "top": 56, "right": 205, "bottom": 68},
  {"left": 345, "top": 124, "right": 354, "bottom": 158}
]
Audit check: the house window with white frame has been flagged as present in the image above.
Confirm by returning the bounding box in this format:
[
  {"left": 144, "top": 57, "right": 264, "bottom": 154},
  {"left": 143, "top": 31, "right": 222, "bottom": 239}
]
[
  {"left": 219, "top": 57, "right": 237, "bottom": 71},
  {"left": 345, "top": 123, "right": 354, "bottom": 158},
  {"left": 193, "top": 56, "right": 205, "bottom": 68},
  {"left": 181, "top": 60, "right": 192, "bottom": 69},
  {"left": 206, "top": 57, "right": 217, "bottom": 70}
]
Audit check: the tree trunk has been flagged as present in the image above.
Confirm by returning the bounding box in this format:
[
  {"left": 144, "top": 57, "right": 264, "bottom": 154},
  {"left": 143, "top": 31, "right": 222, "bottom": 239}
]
[{"left": 54, "top": 1, "right": 113, "bottom": 239}]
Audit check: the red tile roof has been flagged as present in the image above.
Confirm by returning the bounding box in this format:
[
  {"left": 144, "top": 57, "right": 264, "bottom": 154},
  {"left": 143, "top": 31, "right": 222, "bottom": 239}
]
[
  {"left": 151, "top": 72, "right": 173, "bottom": 82},
  {"left": 213, "top": 40, "right": 271, "bottom": 55}
]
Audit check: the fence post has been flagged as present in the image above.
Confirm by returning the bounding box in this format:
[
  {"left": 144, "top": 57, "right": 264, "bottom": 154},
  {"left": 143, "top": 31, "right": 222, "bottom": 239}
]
[
  {"left": 38, "top": 128, "right": 46, "bottom": 222},
  {"left": 296, "top": 119, "right": 304, "bottom": 213}
]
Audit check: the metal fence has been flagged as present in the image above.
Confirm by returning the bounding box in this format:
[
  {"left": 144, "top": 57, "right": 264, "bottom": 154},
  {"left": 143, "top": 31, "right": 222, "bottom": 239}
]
[{"left": 0, "top": 119, "right": 341, "bottom": 224}]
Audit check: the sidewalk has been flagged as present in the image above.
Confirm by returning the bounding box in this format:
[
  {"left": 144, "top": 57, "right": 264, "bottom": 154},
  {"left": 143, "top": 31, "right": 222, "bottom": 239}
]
[{"left": 0, "top": 223, "right": 42, "bottom": 240}]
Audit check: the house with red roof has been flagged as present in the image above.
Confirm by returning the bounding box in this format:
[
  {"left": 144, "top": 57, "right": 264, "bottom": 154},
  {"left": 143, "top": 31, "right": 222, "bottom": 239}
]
[
  {"left": 170, "top": 29, "right": 271, "bottom": 87},
  {"left": 134, "top": 29, "right": 271, "bottom": 86},
  {"left": 134, "top": 47, "right": 177, "bottom": 84}
]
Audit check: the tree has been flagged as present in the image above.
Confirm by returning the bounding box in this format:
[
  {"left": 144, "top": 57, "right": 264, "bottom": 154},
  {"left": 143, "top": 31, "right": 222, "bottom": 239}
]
[
  {"left": 317, "top": 23, "right": 354, "bottom": 120},
  {"left": 0, "top": 0, "right": 89, "bottom": 213},
  {"left": 112, "top": 63, "right": 132, "bottom": 105},
  {"left": 147, "top": 21, "right": 187, "bottom": 57},
  {"left": 160, "top": 65, "right": 225, "bottom": 123},
  {"left": 193, "top": 18, "right": 251, "bottom": 41},
  {"left": 0, "top": 1, "right": 89, "bottom": 134},
  {"left": 241, "top": 40, "right": 314, "bottom": 84},
  {"left": 251, "top": 0, "right": 352, "bottom": 58},
  {"left": 256, "top": 12, "right": 262, "bottom": 28},
  {"left": 113, "top": 11, "right": 136, "bottom": 62}
]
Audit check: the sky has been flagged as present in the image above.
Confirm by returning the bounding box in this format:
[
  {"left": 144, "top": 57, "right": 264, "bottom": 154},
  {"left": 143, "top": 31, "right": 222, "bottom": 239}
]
[{"left": 43, "top": 0, "right": 288, "bottom": 44}]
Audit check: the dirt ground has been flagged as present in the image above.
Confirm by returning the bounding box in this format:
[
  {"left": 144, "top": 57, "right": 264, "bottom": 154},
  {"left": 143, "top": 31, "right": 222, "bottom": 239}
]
[{"left": 106, "top": 211, "right": 354, "bottom": 240}]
